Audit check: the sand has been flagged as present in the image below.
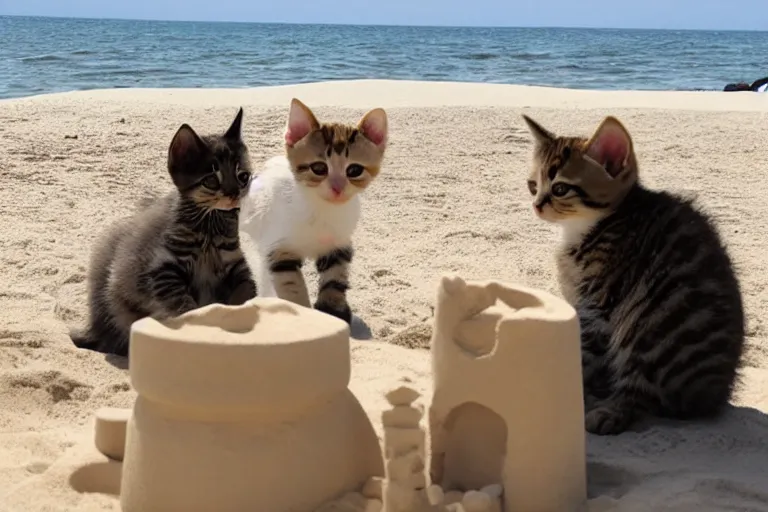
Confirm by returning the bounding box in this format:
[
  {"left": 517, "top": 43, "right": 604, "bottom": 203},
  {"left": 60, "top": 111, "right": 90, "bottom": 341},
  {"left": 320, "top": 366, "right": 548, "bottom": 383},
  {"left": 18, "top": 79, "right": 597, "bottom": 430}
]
[{"left": 0, "top": 79, "right": 767, "bottom": 511}]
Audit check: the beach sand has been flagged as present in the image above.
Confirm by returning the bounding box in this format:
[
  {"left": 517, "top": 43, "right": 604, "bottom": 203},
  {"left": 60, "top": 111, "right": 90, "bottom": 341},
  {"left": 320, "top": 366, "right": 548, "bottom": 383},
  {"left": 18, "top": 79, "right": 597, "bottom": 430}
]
[{"left": 1, "top": 79, "right": 767, "bottom": 511}]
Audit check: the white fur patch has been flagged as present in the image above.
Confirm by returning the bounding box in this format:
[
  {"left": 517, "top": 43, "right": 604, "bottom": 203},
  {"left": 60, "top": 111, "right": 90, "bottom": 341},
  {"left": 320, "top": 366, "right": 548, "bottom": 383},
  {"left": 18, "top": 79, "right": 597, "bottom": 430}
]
[
  {"left": 560, "top": 217, "right": 597, "bottom": 247},
  {"left": 248, "top": 174, "right": 264, "bottom": 194},
  {"left": 239, "top": 155, "right": 361, "bottom": 297}
]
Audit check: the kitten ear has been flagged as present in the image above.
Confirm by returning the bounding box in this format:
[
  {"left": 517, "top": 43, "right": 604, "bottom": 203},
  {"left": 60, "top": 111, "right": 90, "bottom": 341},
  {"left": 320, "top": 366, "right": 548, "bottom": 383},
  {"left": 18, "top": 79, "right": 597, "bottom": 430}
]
[
  {"left": 224, "top": 107, "right": 244, "bottom": 140},
  {"left": 168, "top": 124, "right": 207, "bottom": 168},
  {"left": 584, "top": 116, "right": 633, "bottom": 177},
  {"left": 285, "top": 98, "right": 319, "bottom": 146},
  {"left": 522, "top": 114, "right": 556, "bottom": 145},
  {"left": 357, "top": 108, "right": 388, "bottom": 148}
]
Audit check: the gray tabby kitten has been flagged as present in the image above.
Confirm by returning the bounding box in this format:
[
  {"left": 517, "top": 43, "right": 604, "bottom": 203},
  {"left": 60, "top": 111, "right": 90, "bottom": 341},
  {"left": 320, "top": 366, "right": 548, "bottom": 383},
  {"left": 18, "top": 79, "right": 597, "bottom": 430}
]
[
  {"left": 522, "top": 114, "right": 745, "bottom": 436},
  {"left": 70, "top": 108, "right": 257, "bottom": 357}
]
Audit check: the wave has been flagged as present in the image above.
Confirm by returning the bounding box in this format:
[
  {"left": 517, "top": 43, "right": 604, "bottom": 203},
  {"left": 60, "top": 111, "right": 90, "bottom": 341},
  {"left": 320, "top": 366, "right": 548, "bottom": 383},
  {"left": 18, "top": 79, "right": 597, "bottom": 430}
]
[
  {"left": 70, "top": 68, "right": 172, "bottom": 79},
  {"left": 19, "top": 54, "right": 66, "bottom": 62},
  {"left": 459, "top": 52, "right": 498, "bottom": 60},
  {"left": 509, "top": 52, "right": 552, "bottom": 61},
  {"left": 673, "top": 87, "right": 719, "bottom": 91}
]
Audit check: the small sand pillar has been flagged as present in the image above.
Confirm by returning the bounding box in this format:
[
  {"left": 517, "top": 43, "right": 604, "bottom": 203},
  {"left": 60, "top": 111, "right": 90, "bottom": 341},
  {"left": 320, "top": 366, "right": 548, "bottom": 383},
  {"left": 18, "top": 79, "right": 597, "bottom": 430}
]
[
  {"left": 381, "top": 385, "right": 430, "bottom": 512},
  {"left": 120, "top": 298, "right": 383, "bottom": 512},
  {"left": 428, "top": 275, "right": 586, "bottom": 512},
  {"left": 94, "top": 407, "right": 131, "bottom": 461}
]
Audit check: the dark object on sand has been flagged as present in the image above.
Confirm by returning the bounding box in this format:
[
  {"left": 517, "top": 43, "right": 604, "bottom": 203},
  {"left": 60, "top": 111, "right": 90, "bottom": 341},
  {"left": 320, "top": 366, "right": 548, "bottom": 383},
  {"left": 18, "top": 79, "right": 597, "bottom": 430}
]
[
  {"left": 723, "top": 82, "right": 751, "bottom": 92},
  {"left": 723, "top": 76, "right": 768, "bottom": 92}
]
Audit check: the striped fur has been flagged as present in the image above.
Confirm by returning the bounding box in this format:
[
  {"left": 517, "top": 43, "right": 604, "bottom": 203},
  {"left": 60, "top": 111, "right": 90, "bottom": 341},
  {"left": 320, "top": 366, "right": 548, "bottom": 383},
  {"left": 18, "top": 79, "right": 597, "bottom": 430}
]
[
  {"left": 70, "top": 108, "right": 257, "bottom": 356},
  {"left": 239, "top": 98, "right": 387, "bottom": 323},
  {"left": 523, "top": 114, "right": 745, "bottom": 435}
]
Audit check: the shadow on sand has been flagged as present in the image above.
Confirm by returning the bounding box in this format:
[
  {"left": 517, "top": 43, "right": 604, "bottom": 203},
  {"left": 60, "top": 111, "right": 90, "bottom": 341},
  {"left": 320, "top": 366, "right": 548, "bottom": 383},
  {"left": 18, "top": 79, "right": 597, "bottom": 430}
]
[{"left": 585, "top": 405, "right": 768, "bottom": 510}]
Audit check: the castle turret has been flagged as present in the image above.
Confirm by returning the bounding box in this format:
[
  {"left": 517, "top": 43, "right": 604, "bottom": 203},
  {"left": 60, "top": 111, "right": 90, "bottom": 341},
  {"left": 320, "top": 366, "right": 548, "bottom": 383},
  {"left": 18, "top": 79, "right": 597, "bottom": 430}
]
[
  {"left": 381, "top": 384, "right": 430, "bottom": 512},
  {"left": 428, "top": 275, "right": 587, "bottom": 512}
]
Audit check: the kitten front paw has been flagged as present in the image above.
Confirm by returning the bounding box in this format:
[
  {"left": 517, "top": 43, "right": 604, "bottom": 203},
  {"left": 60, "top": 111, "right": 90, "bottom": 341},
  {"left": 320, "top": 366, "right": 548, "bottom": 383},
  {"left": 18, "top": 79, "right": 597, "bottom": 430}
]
[
  {"left": 583, "top": 392, "right": 600, "bottom": 411},
  {"left": 163, "top": 298, "right": 198, "bottom": 318},
  {"left": 314, "top": 301, "right": 352, "bottom": 324},
  {"left": 585, "top": 404, "right": 631, "bottom": 436},
  {"left": 226, "top": 280, "right": 258, "bottom": 305}
]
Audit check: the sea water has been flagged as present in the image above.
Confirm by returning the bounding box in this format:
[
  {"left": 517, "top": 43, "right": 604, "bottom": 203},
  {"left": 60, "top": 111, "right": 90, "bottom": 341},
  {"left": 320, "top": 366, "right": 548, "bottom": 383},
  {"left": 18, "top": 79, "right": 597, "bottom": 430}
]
[{"left": 1, "top": 16, "right": 767, "bottom": 99}]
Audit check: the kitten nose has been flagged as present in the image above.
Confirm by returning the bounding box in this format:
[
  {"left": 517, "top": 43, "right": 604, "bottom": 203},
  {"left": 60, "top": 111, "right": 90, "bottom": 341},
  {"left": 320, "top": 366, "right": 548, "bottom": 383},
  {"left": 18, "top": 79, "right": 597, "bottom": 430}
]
[{"left": 329, "top": 178, "right": 345, "bottom": 196}]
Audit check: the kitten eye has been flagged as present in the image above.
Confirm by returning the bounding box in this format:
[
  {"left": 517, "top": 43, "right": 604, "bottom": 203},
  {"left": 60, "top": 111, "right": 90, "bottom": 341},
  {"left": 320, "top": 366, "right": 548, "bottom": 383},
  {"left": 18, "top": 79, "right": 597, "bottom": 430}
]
[
  {"left": 237, "top": 170, "right": 251, "bottom": 186},
  {"left": 346, "top": 164, "right": 365, "bottom": 179},
  {"left": 310, "top": 162, "right": 328, "bottom": 176},
  {"left": 202, "top": 175, "right": 220, "bottom": 190},
  {"left": 551, "top": 182, "right": 570, "bottom": 197},
  {"left": 527, "top": 180, "right": 537, "bottom": 195}
]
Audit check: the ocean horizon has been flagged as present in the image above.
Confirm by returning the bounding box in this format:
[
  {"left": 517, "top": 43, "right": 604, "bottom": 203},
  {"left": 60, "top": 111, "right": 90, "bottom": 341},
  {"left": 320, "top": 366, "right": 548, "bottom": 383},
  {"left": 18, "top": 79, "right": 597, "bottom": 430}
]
[{"left": 1, "top": 15, "right": 767, "bottom": 100}]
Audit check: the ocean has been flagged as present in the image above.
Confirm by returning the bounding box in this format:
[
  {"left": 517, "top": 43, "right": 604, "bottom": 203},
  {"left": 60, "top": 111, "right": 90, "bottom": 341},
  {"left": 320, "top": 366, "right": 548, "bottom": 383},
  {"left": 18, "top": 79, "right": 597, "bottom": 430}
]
[{"left": 1, "top": 15, "right": 767, "bottom": 100}]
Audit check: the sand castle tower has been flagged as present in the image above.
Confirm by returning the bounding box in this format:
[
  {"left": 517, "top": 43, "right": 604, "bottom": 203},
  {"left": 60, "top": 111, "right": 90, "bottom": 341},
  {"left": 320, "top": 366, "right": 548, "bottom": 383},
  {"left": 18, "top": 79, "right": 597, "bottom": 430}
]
[
  {"left": 380, "top": 384, "right": 430, "bottom": 512},
  {"left": 116, "top": 298, "right": 384, "bottom": 512},
  {"left": 427, "top": 275, "right": 586, "bottom": 512},
  {"left": 377, "top": 383, "right": 504, "bottom": 512}
]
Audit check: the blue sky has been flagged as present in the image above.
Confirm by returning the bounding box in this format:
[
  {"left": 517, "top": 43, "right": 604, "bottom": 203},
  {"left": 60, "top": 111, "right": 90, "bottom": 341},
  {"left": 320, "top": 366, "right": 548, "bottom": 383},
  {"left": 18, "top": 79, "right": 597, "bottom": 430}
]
[{"left": 1, "top": 0, "right": 767, "bottom": 31}]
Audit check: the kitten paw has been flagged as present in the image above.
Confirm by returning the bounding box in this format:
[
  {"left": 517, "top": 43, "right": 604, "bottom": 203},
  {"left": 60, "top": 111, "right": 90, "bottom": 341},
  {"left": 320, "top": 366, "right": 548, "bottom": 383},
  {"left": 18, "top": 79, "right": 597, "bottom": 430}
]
[
  {"left": 583, "top": 392, "right": 600, "bottom": 411},
  {"left": 314, "top": 302, "right": 352, "bottom": 324},
  {"left": 585, "top": 405, "right": 631, "bottom": 436},
  {"left": 69, "top": 326, "right": 93, "bottom": 348},
  {"left": 157, "top": 299, "right": 198, "bottom": 320}
]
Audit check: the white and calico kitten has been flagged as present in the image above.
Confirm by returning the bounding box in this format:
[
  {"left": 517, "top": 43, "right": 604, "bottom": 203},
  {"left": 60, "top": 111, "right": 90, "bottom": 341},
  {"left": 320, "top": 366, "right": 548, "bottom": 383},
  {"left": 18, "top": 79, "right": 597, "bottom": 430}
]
[{"left": 239, "top": 98, "right": 388, "bottom": 323}]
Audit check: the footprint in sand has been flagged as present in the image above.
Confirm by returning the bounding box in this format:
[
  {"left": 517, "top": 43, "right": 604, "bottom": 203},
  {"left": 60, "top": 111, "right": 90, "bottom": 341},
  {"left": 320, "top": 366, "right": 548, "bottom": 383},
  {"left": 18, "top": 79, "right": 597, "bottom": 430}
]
[
  {"left": 2, "top": 369, "right": 93, "bottom": 404},
  {"left": 371, "top": 268, "right": 412, "bottom": 289},
  {"left": 53, "top": 269, "right": 88, "bottom": 326}
]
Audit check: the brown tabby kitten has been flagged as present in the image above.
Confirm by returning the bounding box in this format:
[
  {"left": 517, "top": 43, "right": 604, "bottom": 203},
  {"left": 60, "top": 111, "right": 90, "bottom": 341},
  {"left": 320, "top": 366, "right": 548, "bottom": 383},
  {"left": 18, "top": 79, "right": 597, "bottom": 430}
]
[
  {"left": 70, "top": 108, "right": 257, "bottom": 357},
  {"left": 522, "top": 114, "right": 745, "bottom": 435}
]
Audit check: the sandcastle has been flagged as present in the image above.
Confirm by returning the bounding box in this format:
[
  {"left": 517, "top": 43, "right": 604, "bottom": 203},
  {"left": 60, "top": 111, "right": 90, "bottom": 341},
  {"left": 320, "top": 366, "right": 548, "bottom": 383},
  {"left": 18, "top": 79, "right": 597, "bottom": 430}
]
[
  {"left": 99, "top": 298, "right": 384, "bottom": 512},
  {"left": 427, "top": 275, "right": 586, "bottom": 512},
  {"left": 81, "top": 274, "right": 586, "bottom": 512}
]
